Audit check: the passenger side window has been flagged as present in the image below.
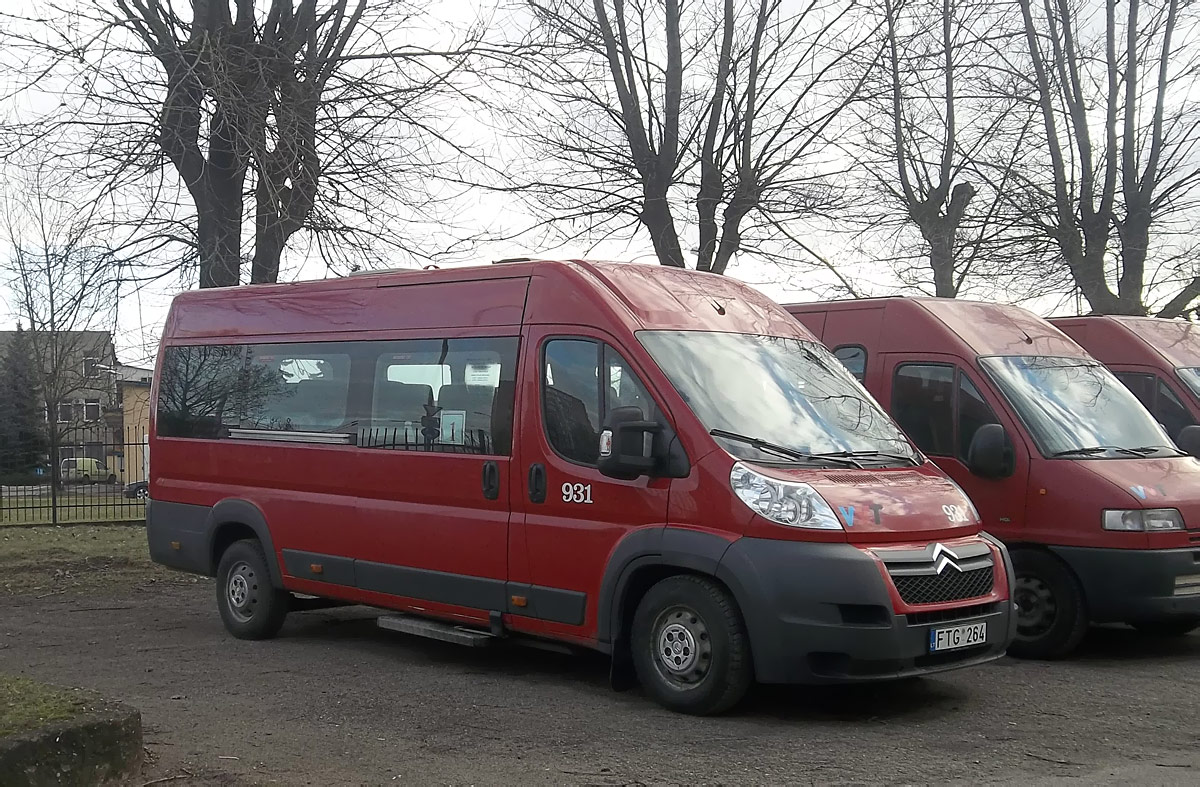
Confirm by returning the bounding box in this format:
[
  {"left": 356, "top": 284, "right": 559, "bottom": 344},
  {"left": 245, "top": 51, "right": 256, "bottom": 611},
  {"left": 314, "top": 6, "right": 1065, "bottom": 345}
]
[
  {"left": 543, "top": 339, "right": 656, "bottom": 466},
  {"left": 244, "top": 345, "right": 353, "bottom": 431},
  {"left": 833, "top": 346, "right": 867, "bottom": 382},
  {"left": 364, "top": 337, "right": 519, "bottom": 455},
  {"left": 893, "top": 364, "right": 954, "bottom": 456},
  {"left": 1155, "top": 380, "right": 1196, "bottom": 440},
  {"left": 957, "top": 374, "right": 1001, "bottom": 461}
]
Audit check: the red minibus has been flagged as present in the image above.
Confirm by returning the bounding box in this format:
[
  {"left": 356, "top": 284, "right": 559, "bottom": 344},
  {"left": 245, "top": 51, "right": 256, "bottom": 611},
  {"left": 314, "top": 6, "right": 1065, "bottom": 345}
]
[
  {"left": 786, "top": 298, "right": 1200, "bottom": 659},
  {"left": 1051, "top": 316, "right": 1200, "bottom": 445},
  {"left": 149, "top": 261, "right": 1014, "bottom": 714}
]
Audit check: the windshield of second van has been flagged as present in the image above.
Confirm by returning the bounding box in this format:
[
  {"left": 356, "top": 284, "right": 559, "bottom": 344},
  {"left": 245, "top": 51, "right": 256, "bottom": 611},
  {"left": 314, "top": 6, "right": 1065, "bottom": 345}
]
[
  {"left": 638, "top": 331, "right": 920, "bottom": 466},
  {"left": 1177, "top": 367, "right": 1200, "bottom": 399},
  {"left": 981, "top": 356, "right": 1178, "bottom": 458}
]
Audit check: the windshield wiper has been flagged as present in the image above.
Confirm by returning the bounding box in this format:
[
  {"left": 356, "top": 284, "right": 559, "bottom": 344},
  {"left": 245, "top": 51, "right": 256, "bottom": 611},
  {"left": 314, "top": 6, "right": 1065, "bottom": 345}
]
[
  {"left": 1129, "top": 445, "right": 1188, "bottom": 456},
  {"left": 810, "top": 449, "right": 920, "bottom": 467},
  {"left": 709, "top": 429, "right": 863, "bottom": 467},
  {"left": 1052, "top": 445, "right": 1145, "bottom": 458}
]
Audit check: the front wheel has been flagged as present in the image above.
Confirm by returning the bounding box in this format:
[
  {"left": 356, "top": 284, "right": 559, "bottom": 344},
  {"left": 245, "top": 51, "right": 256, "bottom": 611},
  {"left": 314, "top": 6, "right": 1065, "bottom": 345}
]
[
  {"left": 1131, "top": 619, "right": 1199, "bottom": 637},
  {"left": 216, "top": 539, "right": 289, "bottom": 640},
  {"left": 630, "top": 575, "right": 752, "bottom": 715},
  {"left": 1008, "top": 549, "right": 1088, "bottom": 659}
]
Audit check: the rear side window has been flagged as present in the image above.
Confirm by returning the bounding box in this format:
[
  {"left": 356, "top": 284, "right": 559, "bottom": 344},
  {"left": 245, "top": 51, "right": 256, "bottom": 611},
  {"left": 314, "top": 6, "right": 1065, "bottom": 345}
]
[
  {"left": 893, "top": 364, "right": 954, "bottom": 456},
  {"left": 157, "top": 337, "right": 519, "bottom": 454},
  {"left": 157, "top": 345, "right": 245, "bottom": 438},
  {"left": 833, "top": 345, "right": 867, "bottom": 382}
]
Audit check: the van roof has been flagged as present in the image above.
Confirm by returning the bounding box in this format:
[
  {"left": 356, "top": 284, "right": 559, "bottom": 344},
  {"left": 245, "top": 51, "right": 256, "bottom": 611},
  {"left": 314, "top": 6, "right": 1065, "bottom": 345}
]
[
  {"left": 786, "top": 296, "right": 1087, "bottom": 359},
  {"left": 1051, "top": 315, "right": 1200, "bottom": 369},
  {"left": 163, "top": 259, "right": 810, "bottom": 343}
]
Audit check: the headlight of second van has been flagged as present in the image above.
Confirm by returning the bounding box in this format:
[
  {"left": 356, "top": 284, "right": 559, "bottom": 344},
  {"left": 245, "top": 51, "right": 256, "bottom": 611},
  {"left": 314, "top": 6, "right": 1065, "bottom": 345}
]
[
  {"left": 1102, "top": 508, "right": 1184, "bottom": 531},
  {"left": 729, "top": 462, "right": 842, "bottom": 530}
]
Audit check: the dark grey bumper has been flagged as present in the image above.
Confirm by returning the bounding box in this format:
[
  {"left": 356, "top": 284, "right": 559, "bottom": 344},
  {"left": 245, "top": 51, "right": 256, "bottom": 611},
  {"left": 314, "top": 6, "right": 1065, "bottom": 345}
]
[
  {"left": 716, "top": 537, "right": 1016, "bottom": 684},
  {"left": 1052, "top": 545, "right": 1200, "bottom": 623},
  {"left": 145, "top": 499, "right": 216, "bottom": 577}
]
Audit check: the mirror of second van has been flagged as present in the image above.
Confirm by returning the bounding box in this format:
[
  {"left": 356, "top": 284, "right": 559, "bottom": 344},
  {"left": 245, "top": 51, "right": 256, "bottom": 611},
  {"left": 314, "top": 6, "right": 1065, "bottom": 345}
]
[{"left": 639, "top": 331, "right": 920, "bottom": 467}]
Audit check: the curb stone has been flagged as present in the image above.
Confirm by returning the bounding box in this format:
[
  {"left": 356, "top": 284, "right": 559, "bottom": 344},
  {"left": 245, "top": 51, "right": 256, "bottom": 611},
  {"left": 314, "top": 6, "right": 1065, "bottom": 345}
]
[{"left": 0, "top": 702, "right": 142, "bottom": 786}]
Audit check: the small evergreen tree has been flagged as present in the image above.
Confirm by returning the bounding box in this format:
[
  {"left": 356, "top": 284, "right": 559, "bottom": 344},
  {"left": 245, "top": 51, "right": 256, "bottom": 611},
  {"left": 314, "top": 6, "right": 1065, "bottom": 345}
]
[{"left": 0, "top": 324, "right": 47, "bottom": 473}]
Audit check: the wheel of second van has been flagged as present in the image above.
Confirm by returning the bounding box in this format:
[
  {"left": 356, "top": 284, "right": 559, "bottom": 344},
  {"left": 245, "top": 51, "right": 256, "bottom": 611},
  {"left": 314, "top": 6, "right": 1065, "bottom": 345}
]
[
  {"left": 216, "top": 539, "right": 289, "bottom": 640},
  {"left": 630, "top": 575, "right": 752, "bottom": 715},
  {"left": 1008, "top": 549, "right": 1087, "bottom": 659}
]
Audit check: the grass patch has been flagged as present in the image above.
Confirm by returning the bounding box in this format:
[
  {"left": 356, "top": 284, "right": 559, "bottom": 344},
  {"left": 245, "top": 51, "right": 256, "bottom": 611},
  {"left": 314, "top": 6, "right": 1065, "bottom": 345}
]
[
  {"left": 0, "top": 675, "right": 90, "bottom": 738},
  {"left": 0, "top": 498, "right": 146, "bottom": 526},
  {"left": 0, "top": 525, "right": 196, "bottom": 596}
]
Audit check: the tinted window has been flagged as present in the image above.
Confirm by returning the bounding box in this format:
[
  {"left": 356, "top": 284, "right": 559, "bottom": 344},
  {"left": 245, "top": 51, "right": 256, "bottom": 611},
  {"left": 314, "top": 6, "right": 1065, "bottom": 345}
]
[
  {"left": 157, "top": 338, "right": 519, "bottom": 454},
  {"left": 893, "top": 364, "right": 954, "bottom": 456},
  {"left": 157, "top": 345, "right": 244, "bottom": 438},
  {"left": 834, "top": 346, "right": 867, "bottom": 382},
  {"left": 606, "top": 345, "right": 653, "bottom": 418},
  {"left": 1155, "top": 380, "right": 1196, "bottom": 440},
  {"left": 543, "top": 340, "right": 602, "bottom": 464},
  {"left": 958, "top": 373, "right": 1000, "bottom": 460},
  {"left": 364, "top": 337, "right": 518, "bottom": 455}
]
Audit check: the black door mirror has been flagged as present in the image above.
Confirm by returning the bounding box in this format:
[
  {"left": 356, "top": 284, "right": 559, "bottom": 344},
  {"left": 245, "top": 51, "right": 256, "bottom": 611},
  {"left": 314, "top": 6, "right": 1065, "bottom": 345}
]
[
  {"left": 1176, "top": 425, "right": 1200, "bottom": 459},
  {"left": 598, "top": 406, "right": 660, "bottom": 480},
  {"left": 967, "top": 423, "right": 1014, "bottom": 479}
]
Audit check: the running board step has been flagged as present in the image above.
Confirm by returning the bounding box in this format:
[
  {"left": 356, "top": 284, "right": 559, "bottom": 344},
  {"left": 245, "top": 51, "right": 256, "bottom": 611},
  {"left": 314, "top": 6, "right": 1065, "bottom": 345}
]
[{"left": 376, "top": 614, "right": 495, "bottom": 647}]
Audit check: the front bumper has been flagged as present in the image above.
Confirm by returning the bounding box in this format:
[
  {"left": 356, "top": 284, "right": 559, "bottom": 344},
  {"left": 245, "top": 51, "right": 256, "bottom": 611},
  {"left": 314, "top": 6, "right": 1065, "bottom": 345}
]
[
  {"left": 716, "top": 537, "right": 1017, "bottom": 684},
  {"left": 1052, "top": 545, "right": 1200, "bottom": 623}
]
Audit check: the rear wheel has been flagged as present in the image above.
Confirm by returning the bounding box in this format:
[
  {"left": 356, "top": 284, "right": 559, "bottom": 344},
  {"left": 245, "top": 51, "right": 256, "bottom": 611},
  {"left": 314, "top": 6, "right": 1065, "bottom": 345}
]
[
  {"left": 216, "top": 539, "right": 289, "bottom": 640},
  {"left": 1131, "top": 619, "right": 1199, "bottom": 637},
  {"left": 106, "top": 473, "right": 117, "bottom": 484},
  {"left": 1008, "top": 549, "right": 1088, "bottom": 659},
  {"left": 630, "top": 575, "right": 752, "bottom": 715},
  {"left": 81, "top": 474, "right": 90, "bottom": 484}
]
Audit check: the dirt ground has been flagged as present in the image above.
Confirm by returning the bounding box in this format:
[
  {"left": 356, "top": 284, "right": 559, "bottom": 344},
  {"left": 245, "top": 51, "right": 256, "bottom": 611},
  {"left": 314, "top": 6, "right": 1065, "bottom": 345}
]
[{"left": 1, "top": 525, "right": 1199, "bottom": 785}]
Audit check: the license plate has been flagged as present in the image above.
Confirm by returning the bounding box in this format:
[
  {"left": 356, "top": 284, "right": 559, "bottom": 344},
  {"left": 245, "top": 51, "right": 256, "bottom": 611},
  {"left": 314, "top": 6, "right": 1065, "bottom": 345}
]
[{"left": 929, "top": 621, "right": 987, "bottom": 652}]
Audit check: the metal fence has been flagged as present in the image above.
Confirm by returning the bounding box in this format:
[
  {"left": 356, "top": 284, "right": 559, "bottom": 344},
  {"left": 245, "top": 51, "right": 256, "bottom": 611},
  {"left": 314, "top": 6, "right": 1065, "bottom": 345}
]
[{"left": 0, "top": 429, "right": 148, "bottom": 525}]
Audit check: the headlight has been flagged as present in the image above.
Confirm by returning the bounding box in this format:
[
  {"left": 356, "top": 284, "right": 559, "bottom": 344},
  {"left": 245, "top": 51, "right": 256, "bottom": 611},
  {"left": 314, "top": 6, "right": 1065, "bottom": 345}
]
[
  {"left": 1102, "top": 508, "right": 1185, "bottom": 532},
  {"left": 729, "top": 462, "right": 843, "bottom": 529}
]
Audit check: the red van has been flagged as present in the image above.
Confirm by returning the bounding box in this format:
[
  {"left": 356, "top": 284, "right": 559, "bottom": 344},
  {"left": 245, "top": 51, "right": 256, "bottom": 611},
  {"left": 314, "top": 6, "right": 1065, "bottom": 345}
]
[
  {"left": 1051, "top": 316, "right": 1200, "bottom": 443},
  {"left": 148, "top": 261, "right": 1014, "bottom": 714},
  {"left": 787, "top": 298, "right": 1200, "bottom": 659}
]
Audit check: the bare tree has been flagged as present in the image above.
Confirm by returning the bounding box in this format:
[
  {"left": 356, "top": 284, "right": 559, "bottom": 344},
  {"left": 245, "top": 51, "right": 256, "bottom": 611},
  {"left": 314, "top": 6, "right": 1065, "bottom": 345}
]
[
  {"left": 1, "top": 174, "right": 124, "bottom": 495},
  {"left": 843, "top": 0, "right": 1046, "bottom": 300},
  {"left": 1015, "top": 0, "right": 1200, "bottom": 316},
  {"left": 1, "top": 1, "right": 495, "bottom": 288},
  {"left": 495, "top": 0, "right": 878, "bottom": 274}
]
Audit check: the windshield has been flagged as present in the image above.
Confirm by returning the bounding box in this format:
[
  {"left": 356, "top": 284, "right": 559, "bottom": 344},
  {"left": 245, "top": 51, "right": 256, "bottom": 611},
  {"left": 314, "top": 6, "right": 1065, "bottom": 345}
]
[
  {"left": 981, "top": 356, "right": 1172, "bottom": 457},
  {"left": 638, "top": 331, "right": 919, "bottom": 465},
  {"left": 1177, "top": 367, "right": 1200, "bottom": 399}
]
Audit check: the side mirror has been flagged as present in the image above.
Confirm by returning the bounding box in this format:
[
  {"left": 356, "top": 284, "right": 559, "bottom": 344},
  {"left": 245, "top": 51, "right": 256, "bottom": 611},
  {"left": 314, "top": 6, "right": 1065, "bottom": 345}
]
[
  {"left": 967, "top": 423, "right": 1014, "bottom": 479},
  {"left": 598, "top": 406, "right": 660, "bottom": 480},
  {"left": 1176, "top": 425, "right": 1200, "bottom": 459}
]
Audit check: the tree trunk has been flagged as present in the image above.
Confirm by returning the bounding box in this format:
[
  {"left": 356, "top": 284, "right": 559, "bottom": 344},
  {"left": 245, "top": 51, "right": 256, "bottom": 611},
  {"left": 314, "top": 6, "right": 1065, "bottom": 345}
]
[
  {"left": 197, "top": 106, "right": 247, "bottom": 288},
  {"left": 640, "top": 190, "right": 686, "bottom": 268}
]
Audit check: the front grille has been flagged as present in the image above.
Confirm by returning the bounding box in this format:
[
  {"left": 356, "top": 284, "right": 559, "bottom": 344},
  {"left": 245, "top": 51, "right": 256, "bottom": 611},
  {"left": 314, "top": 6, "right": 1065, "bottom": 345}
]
[{"left": 892, "top": 566, "right": 994, "bottom": 605}]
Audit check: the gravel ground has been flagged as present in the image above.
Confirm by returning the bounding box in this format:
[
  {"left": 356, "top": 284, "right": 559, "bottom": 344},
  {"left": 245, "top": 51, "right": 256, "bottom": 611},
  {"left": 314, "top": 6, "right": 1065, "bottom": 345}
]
[{"left": 1, "top": 574, "right": 1198, "bottom": 786}]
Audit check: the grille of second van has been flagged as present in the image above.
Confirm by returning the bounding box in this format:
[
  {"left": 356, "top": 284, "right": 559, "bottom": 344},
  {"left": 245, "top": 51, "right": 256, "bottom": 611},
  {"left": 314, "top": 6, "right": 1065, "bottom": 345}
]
[{"left": 891, "top": 567, "right": 995, "bottom": 606}]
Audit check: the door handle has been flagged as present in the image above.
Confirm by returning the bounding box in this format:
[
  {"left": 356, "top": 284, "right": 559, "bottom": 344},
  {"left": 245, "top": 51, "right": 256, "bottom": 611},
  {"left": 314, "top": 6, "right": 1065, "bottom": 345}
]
[
  {"left": 528, "top": 463, "right": 547, "bottom": 504},
  {"left": 481, "top": 460, "right": 500, "bottom": 500}
]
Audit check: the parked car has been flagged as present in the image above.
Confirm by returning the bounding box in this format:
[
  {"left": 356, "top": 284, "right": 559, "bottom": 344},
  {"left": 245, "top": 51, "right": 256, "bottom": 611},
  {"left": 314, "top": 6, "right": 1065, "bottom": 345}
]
[
  {"left": 148, "top": 259, "right": 1016, "bottom": 715},
  {"left": 61, "top": 457, "right": 116, "bottom": 485},
  {"left": 124, "top": 480, "right": 148, "bottom": 499}
]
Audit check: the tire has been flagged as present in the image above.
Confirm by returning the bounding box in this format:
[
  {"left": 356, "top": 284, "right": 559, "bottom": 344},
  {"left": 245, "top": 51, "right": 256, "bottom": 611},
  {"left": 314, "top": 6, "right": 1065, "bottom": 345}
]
[
  {"left": 1008, "top": 549, "right": 1088, "bottom": 659},
  {"left": 136, "top": 486, "right": 148, "bottom": 500},
  {"left": 1131, "top": 619, "right": 1200, "bottom": 637},
  {"left": 630, "top": 575, "right": 752, "bottom": 715},
  {"left": 106, "top": 474, "right": 117, "bottom": 484},
  {"left": 215, "top": 539, "right": 289, "bottom": 640},
  {"left": 81, "top": 474, "right": 90, "bottom": 484}
]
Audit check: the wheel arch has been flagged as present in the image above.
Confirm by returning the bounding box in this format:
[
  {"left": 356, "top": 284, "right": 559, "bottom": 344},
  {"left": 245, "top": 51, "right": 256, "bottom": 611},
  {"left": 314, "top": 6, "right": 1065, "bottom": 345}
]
[{"left": 204, "top": 498, "right": 283, "bottom": 587}]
